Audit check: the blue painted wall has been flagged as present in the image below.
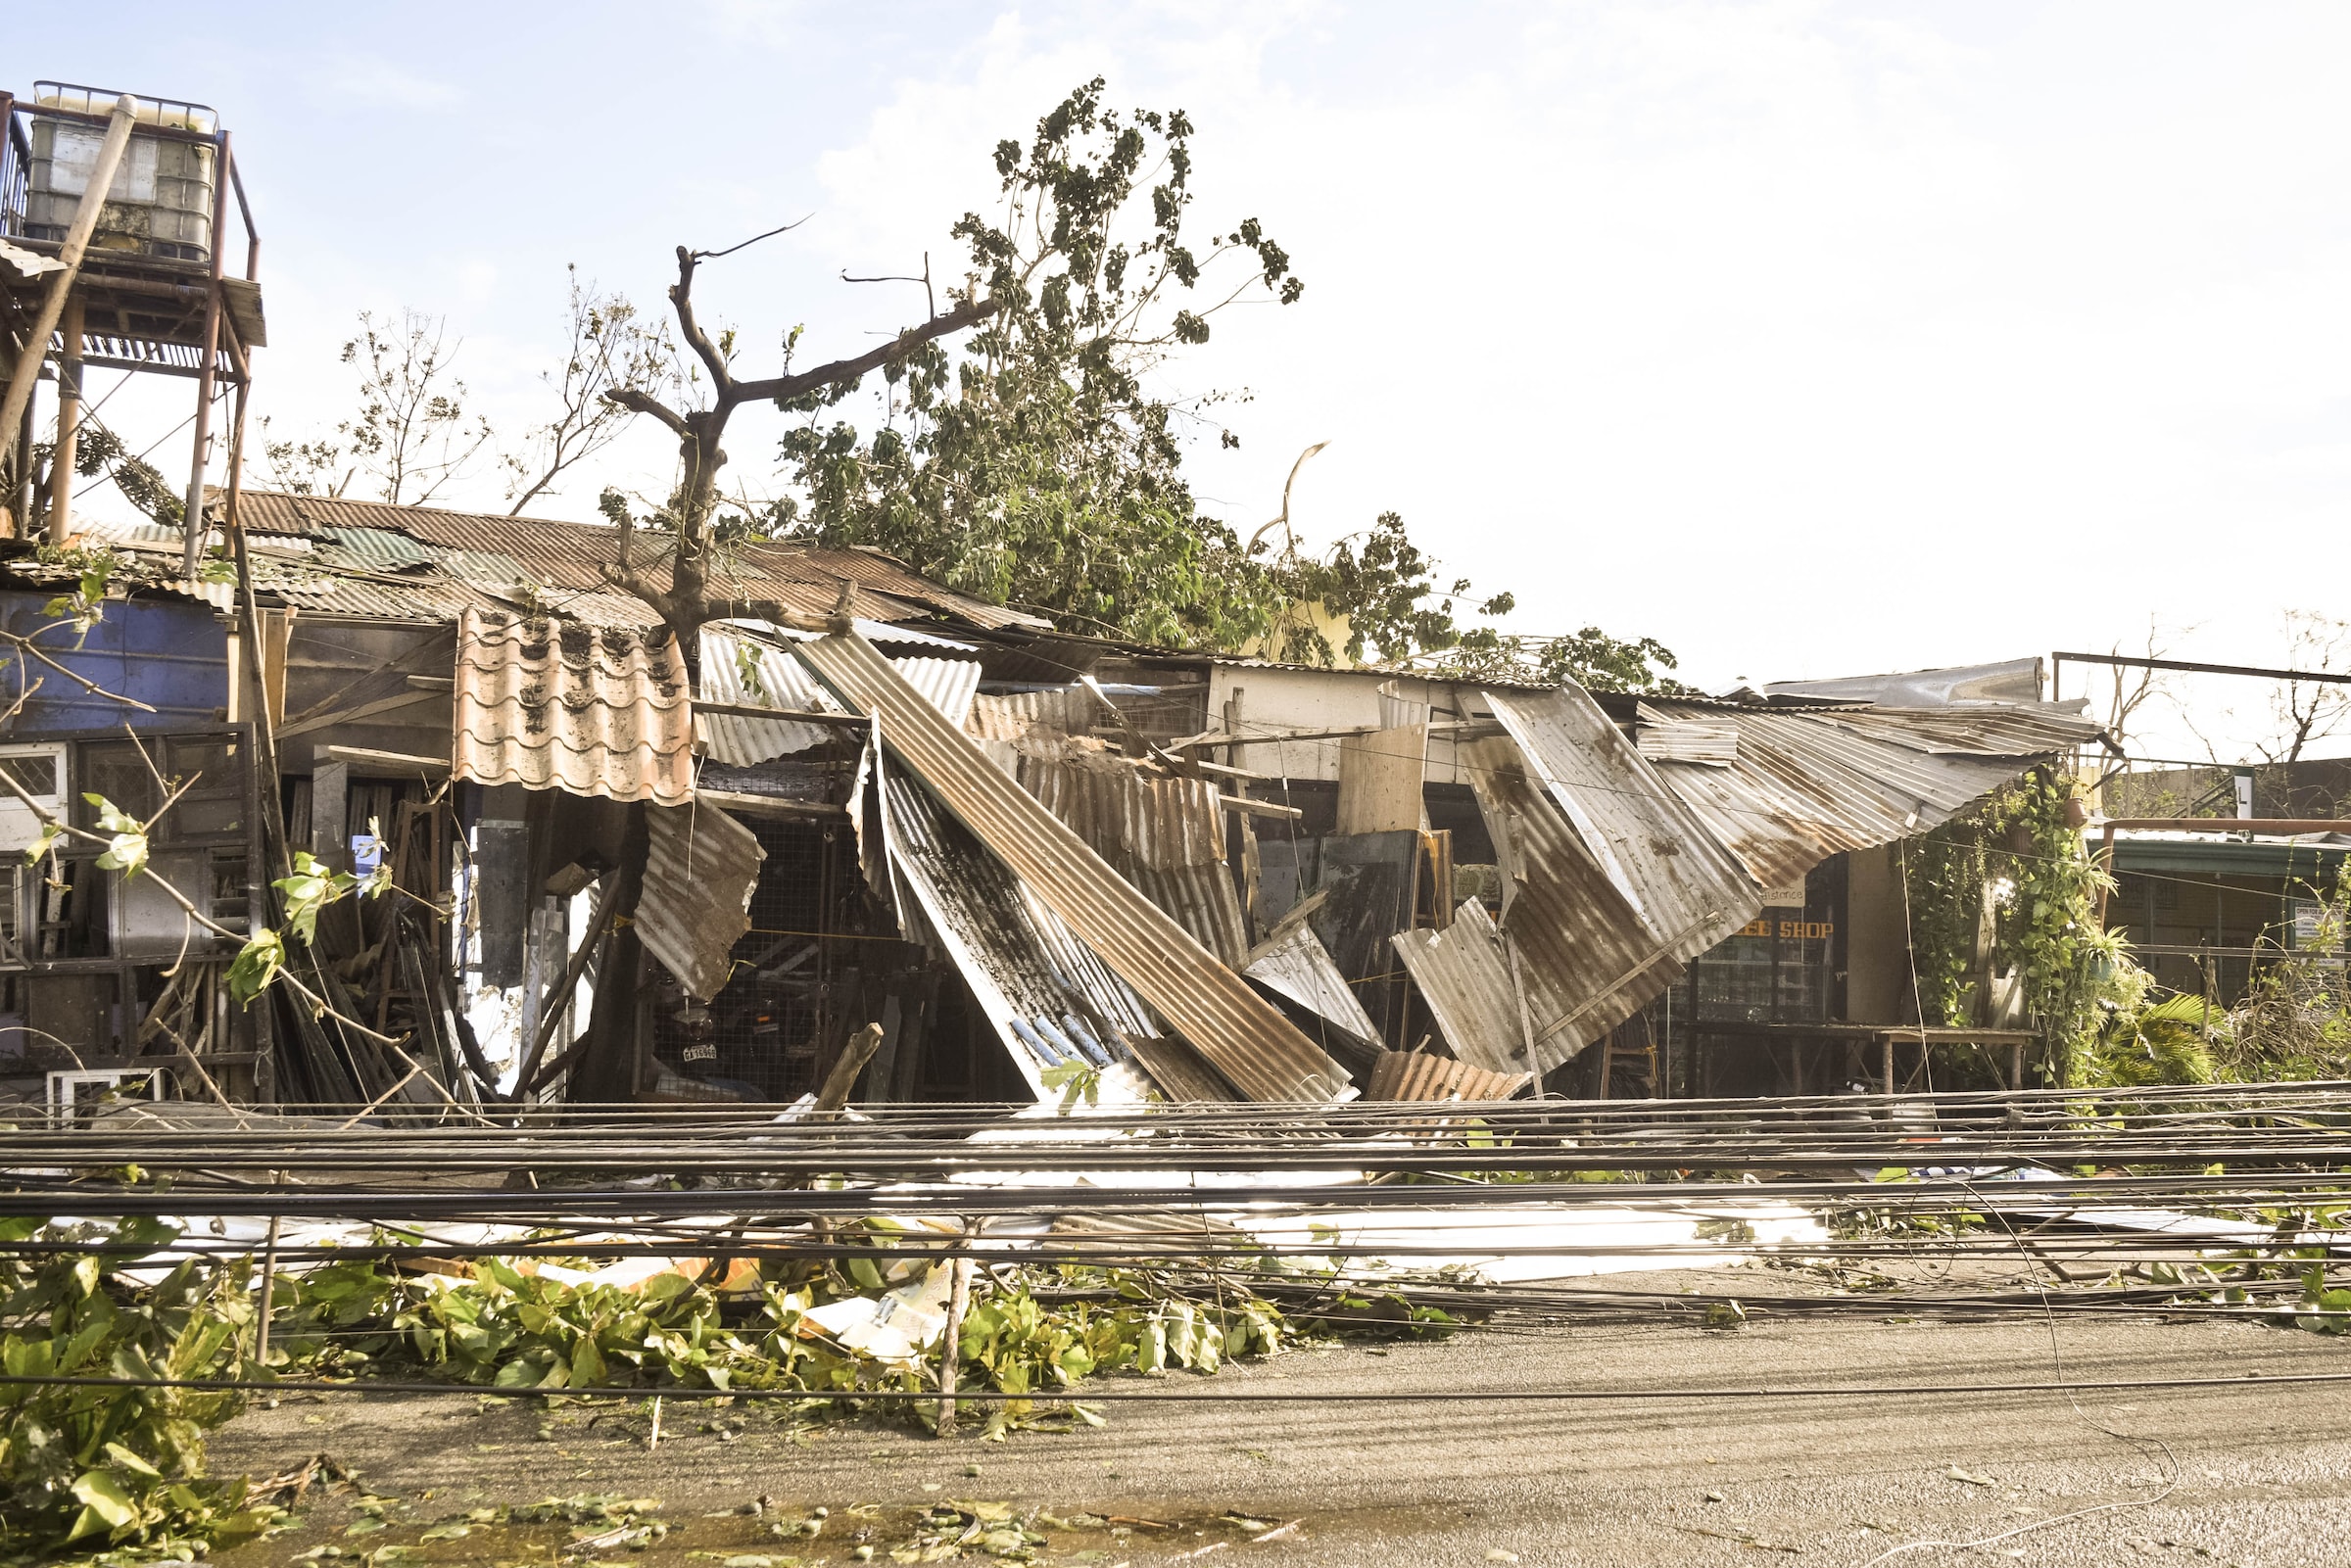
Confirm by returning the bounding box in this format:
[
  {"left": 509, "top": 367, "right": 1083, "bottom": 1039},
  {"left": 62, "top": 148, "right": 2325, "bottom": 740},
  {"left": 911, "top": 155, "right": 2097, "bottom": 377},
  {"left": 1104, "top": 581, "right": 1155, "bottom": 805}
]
[{"left": 0, "top": 591, "right": 228, "bottom": 734}]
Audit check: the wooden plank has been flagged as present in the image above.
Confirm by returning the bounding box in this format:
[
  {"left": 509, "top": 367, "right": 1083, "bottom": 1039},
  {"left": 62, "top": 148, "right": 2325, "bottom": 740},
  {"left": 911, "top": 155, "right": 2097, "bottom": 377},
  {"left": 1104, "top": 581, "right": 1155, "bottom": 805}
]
[
  {"left": 278, "top": 685, "right": 441, "bottom": 738},
  {"left": 696, "top": 787, "right": 847, "bottom": 821},
  {"left": 1219, "top": 793, "right": 1303, "bottom": 822},
  {"left": 321, "top": 745, "right": 450, "bottom": 776},
  {"left": 1336, "top": 724, "right": 1427, "bottom": 835}
]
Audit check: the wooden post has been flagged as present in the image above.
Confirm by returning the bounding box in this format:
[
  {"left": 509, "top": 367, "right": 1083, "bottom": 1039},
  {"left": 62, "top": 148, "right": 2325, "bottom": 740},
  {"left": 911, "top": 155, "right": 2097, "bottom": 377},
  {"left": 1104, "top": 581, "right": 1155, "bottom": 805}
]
[
  {"left": 254, "top": 1173, "right": 282, "bottom": 1370},
  {"left": 0, "top": 97, "right": 138, "bottom": 477},
  {"left": 937, "top": 1253, "right": 974, "bottom": 1437},
  {"left": 46, "top": 294, "right": 83, "bottom": 545},
  {"left": 1883, "top": 1033, "right": 1895, "bottom": 1096}
]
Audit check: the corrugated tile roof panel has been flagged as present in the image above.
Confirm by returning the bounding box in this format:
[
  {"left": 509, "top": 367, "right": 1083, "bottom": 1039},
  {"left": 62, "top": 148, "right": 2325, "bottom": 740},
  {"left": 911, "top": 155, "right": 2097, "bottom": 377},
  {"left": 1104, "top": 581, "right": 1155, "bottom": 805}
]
[
  {"left": 1365, "top": 1050, "right": 1532, "bottom": 1102},
  {"left": 452, "top": 607, "right": 694, "bottom": 806}
]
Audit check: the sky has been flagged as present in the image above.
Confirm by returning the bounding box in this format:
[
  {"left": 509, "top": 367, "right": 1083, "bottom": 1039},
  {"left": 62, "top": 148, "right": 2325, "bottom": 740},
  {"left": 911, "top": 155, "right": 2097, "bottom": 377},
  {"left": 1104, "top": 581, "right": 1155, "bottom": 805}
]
[{"left": 19, "top": 1, "right": 2351, "bottom": 763}]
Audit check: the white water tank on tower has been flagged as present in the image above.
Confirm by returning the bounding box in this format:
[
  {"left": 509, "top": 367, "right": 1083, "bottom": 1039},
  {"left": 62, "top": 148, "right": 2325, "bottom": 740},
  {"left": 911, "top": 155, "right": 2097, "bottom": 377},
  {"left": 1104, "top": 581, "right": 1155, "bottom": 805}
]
[{"left": 24, "top": 82, "right": 218, "bottom": 264}]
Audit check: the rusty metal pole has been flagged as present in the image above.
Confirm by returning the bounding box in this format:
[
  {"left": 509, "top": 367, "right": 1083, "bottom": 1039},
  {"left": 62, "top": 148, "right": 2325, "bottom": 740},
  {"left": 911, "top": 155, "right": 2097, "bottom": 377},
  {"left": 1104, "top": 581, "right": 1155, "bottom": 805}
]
[
  {"left": 0, "top": 97, "right": 137, "bottom": 475},
  {"left": 46, "top": 294, "right": 83, "bottom": 545},
  {"left": 181, "top": 130, "right": 232, "bottom": 581}
]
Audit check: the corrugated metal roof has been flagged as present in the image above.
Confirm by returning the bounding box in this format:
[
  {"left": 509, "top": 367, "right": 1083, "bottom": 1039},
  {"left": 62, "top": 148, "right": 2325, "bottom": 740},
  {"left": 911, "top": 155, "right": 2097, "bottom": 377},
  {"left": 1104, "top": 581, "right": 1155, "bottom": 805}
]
[
  {"left": 638, "top": 802, "right": 766, "bottom": 1000},
  {"left": 222, "top": 491, "right": 1047, "bottom": 632},
  {"left": 1809, "top": 706, "right": 2105, "bottom": 759},
  {"left": 1764, "top": 657, "right": 2057, "bottom": 710},
  {"left": 696, "top": 625, "right": 843, "bottom": 765},
  {"left": 313, "top": 525, "right": 441, "bottom": 570},
  {"left": 453, "top": 608, "right": 694, "bottom": 806},
  {"left": 1462, "top": 735, "right": 1691, "bottom": 1071},
  {"left": 891, "top": 657, "right": 983, "bottom": 729},
  {"left": 1641, "top": 699, "right": 2079, "bottom": 889},
  {"left": 1365, "top": 1050, "right": 1532, "bottom": 1102},
  {"left": 878, "top": 765, "right": 1156, "bottom": 1095},
  {"left": 795, "top": 630, "right": 1352, "bottom": 1103},
  {"left": 1244, "top": 920, "right": 1380, "bottom": 1048},
  {"left": 1390, "top": 897, "right": 1525, "bottom": 1071},
  {"left": 1633, "top": 708, "right": 1740, "bottom": 767},
  {"left": 1487, "top": 684, "right": 1761, "bottom": 959},
  {"left": 1002, "top": 752, "right": 1246, "bottom": 965},
  {"left": 695, "top": 625, "right": 984, "bottom": 766}
]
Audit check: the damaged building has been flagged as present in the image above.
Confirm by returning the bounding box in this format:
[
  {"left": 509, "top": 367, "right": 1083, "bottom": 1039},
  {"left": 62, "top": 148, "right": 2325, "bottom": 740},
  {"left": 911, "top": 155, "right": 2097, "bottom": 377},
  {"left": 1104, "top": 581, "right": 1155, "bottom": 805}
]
[{"left": 0, "top": 480, "right": 2104, "bottom": 1110}]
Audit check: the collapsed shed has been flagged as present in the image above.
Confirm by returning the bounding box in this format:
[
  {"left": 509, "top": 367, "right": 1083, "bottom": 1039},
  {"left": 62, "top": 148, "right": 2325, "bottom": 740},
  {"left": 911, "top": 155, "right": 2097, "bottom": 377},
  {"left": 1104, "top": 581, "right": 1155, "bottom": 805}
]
[{"left": 0, "top": 494, "right": 2103, "bottom": 1109}]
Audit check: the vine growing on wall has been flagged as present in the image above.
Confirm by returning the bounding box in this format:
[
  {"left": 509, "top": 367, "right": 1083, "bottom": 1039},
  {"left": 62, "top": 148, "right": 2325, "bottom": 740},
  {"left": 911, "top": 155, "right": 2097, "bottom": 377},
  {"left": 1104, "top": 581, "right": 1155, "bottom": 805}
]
[{"left": 1901, "top": 768, "right": 2127, "bottom": 1084}]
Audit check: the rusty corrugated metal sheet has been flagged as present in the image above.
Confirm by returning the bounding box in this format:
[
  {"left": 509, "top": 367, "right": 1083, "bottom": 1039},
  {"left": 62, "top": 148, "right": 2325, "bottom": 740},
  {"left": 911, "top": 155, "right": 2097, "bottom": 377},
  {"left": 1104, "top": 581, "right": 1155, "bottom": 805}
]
[
  {"left": 1486, "top": 685, "right": 1760, "bottom": 961},
  {"left": 1390, "top": 898, "right": 1524, "bottom": 1071},
  {"left": 226, "top": 491, "right": 1045, "bottom": 632},
  {"left": 879, "top": 768, "right": 1155, "bottom": 1095},
  {"left": 1632, "top": 706, "right": 1739, "bottom": 767},
  {"left": 889, "top": 657, "right": 983, "bottom": 729},
  {"left": 796, "top": 630, "right": 1352, "bottom": 1102},
  {"left": 1641, "top": 699, "right": 2083, "bottom": 889},
  {"left": 1806, "top": 706, "right": 2104, "bottom": 759},
  {"left": 968, "top": 687, "right": 1096, "bottom": 741},
  {"left": 1365, "top": 1050, "right": 1531, "bottom": 1102},
  {"left": 695, "top": 629, "right": 983, "bottom": 768},
  {"left": 1010, "top": 754, "right": 1246, "bottom": 965},
  {"left": 638, "top": 801, "right": 766, "bottom": 1000},
  {"left": 1461, "top": 735, "right": 1692, "bottom": 1072},
  {"left": 452, "top": 608, "right": 694, "bottom": 806},
  {"left": 1244, "top": 920, "right": 1379, "bottom": 1049}
]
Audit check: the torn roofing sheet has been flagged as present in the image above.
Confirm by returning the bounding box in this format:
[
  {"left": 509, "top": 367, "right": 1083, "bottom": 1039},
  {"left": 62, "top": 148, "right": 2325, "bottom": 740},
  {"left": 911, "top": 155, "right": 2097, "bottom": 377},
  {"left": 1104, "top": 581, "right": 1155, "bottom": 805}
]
[
  {"left": 1637, "top": 698, "right": 2090, "bottom": 890},
  {"left": 453, "top": 608, "right": 694, "bottom": 806},
  {"left": 1390, "top": 898, "right": 1526, "bottom": 1072},
  {"left": 1365, "top": 1049, "right": 1532, "bottom": 1103},
  {"left": 877, "top": 767, "right": 1156, "bottom": 1096},
  {"left": 696, "top": 624, "right": 844, "bottom": 764},
  {"left": 638, "top": 802, "right": 766, "bottom": 1000},
  {"left": 1461, "top": 735, "right": 1697, "bottom": 1073},
  {"left": 1485, "top": 684, "right": 1761, "bottom": 958},
  {"left": 1244, "top": 919, "right": 1381, "bottom": 1052},
  {"left": 696, "top": 625, "right": 984, "bottom": 767},
  {"left": 795, "top": 630, "right": 1353, "bottom": 1102},
  {"left": 1632, "top": 706, "right": 1739, "bottom": 768}
]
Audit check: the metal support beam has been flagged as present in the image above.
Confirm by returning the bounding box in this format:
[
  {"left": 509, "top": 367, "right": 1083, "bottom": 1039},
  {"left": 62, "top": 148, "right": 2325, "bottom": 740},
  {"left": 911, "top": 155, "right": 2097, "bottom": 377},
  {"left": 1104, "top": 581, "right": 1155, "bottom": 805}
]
[{"left": 181, "top": 129, "right": 232, "bottom": 580}]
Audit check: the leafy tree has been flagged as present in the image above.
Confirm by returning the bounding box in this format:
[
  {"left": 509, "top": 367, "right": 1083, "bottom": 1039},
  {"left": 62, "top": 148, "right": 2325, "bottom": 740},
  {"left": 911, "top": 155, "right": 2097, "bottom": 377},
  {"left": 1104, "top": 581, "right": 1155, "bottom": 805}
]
[
  {"left": 771, "top": 78, "right": 1302, "bottom": 650},
  {"left": 1418, "top": 625, "right": 1693, "bottom": 694}
]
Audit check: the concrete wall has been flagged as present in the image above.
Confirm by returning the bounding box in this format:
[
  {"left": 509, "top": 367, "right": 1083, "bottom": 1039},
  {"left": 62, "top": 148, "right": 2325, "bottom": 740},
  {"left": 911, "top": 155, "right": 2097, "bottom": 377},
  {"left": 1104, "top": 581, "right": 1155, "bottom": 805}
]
[{"left": 1202, "top": 664, "right": 1500, "bottom": 786}]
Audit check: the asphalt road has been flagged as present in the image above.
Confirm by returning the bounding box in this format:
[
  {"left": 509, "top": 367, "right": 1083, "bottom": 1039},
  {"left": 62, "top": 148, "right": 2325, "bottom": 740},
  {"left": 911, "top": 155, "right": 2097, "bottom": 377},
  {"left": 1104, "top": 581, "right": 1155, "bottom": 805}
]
[{"left": 210, "top": 1301, "right": 2351, "bottom": 1567}]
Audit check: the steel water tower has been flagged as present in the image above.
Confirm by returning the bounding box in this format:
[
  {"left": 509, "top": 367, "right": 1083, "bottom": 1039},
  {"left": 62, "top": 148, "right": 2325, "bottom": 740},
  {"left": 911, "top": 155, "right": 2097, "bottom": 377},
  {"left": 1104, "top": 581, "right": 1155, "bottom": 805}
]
[{"left": 0, "top": 80, "right": 264, "bottom": 568}]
